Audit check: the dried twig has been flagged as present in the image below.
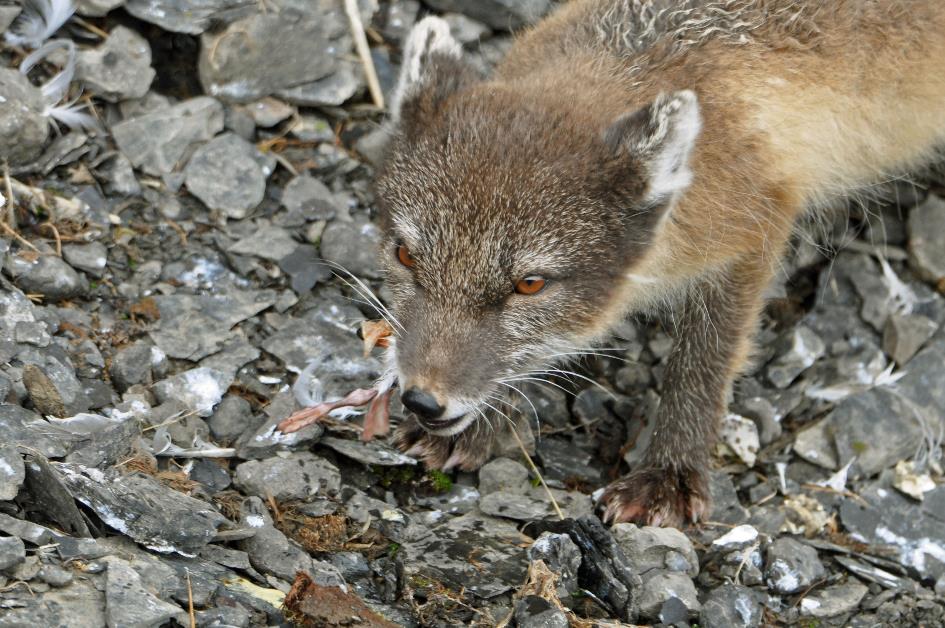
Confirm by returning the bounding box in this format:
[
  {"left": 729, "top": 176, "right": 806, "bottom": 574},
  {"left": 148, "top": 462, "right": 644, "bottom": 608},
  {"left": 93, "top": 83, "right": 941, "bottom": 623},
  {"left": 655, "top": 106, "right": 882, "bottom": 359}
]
[
  {"left": 510, "top": 425, "right": 564, "bottom": 520},
  {"left": 72, "top": 16, "right": 109, "bottom": 39},
  {"left": 3, "top": 160, "right": 14, "bottom": 228},
  {"left": 344, "top": 0, "right": 385, "bottom": 109},
  {"left": 39, "top": 222, "right": 62, "bottom": 256},
  {"left": 185, "top": 569, "right": 196, "bottom": 628}
]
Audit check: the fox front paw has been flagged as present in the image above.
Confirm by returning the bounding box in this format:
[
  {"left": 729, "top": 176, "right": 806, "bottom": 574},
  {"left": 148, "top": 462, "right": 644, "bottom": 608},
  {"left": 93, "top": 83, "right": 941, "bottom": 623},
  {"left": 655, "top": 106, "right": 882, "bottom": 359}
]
[
  {"left": 600, "top": 465, "right": 710, "bottom": 528},
  {"left": 392, "top": 416, "right": 494, "bottom": 472}
]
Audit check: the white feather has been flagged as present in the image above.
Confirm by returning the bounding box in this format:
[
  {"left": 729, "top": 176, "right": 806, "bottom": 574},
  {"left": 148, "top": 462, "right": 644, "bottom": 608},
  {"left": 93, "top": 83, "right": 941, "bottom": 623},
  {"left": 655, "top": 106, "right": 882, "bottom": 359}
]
[
  {"left": 4, "top": 0, "right": 76, "bottom": 49},
  {"left": 21, "top": 39, "right": 76, "bottom": 106},
  {"left": 46, "top": 102, "right": 99, "bottom": 131}
]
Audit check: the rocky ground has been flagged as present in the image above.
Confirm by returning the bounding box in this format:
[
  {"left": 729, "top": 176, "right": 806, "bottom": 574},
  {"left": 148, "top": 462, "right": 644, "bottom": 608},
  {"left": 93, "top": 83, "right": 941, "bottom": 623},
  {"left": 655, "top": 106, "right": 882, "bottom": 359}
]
[{"left": 1, "top": 1, "right": 945, "bottom": 626}]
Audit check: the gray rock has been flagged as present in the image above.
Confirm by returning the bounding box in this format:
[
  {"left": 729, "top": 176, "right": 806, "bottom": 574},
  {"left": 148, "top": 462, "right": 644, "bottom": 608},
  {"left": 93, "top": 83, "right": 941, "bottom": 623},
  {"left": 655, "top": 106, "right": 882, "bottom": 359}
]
[
  {"left": 13, "top": 256, "right": 87, "bottom": 300},
  {"left": 57, "top": 463, "right": 227, "bottom": 555},
  {"left": 0, "top": 405, "right": 73, "bottom": 458},
  {"left": 514, "top": 595, "right": 568, "bottom": 628},
  {"left": 0, "top": 579, "right": 106, "bottom": 627},
  {"left": 908, "top": 195, "right": 945, "bottom": 283},
  {"left": 479, "top": 457, "right": 530, "bottom": 495},
  {"left": 319, "top": 436, "right": 417, "bottom": 467},
  {"left": 883, "top": 312, "right": 938, "bottom": 365},
  {"left": 528, "top": 532, "right": 581, "bottom": 601},
  {"left": 800, "top": 582, "right": 869, "bottom": 618},
  {"left": 0, "top": 535, "right": 25, "bottom": 572},
  {"left": 611, "top": 523, "right": 699, "bottom": 577},
  {"left": 243, "top": 97, "right": 294, "bottom": 127},
  {"left": 479, "top": 488, "right": 592, "bottom": 521},
  {"left": 424, "top": 0, "right": 551, "bottom": 30},
  {"left": 77, "top": 0, "right": 125, "bottom": 16},
  {"left": 109, "top": 341, "right": 156, "bottom": 390},
  {"left": 198, "top": 6, "right": 350, "bottom": 103},
  {"left": 112, "top": 97, "right": 224, "bottom": 175},
  {"left": 734, "top": 395, "right": 782, "bottom": 445},
  {"left": 37, "top": 563, "right": 74, "bottom": 587},
  {"left": 535, "top": 437, "right": 603, "bottom": 485},
  {"left": 62, "top": 242, "right": 108, "bottom": 278},
  {"left": 227, "top": 225, "right": 298, "bottom": 261},
  {"left": 260, "top": 297, "right": 382, "bottom": 397},
  {"left": 765, "top": 538, "right": 825, "bottom": 594},
  {"left": 234, "top": 452, "right": 341, "bottom": 501},
  {"left": 638, "top": 570, "right": 700, "bottom": 620},
  {"left": 104, "top": 557, "right": 184, "bottom": 628},
  {"left": 319, "top": 215, "right": 383, "bottom": 278},
  {"left": 708, "top": 471, "right": 750, "bottom": 524},
  {"left": 281, "top": 174, "right": 341, "bottom": 220},
  {"left": 207, "top": 394, "right": 255, "bottom": 442},
  {"left": 699, "top": 583, "right": 763, "bottom": 628},
  {"left": 400, "top": 511, "right": 530, "bottom": 598},
  {"left": 125, "top": 0, "right": 255, "bottom": 34},
  {"left": 0, "top": 68, "right": 49, "bottom": 165},
  {"left": 840, "top": 481, "right": 945, "bottom": 581},
  {"left": 767, "top": 325, "right": 826, "bottom": 388},
  {"left": 290, "top": 115, "right": 335, "bottom": 143},
  {"left": 76, "top": 26, "right": 155, "bottom": 102},
  {"left": 148, "top": 290, "right": 276, "bottom": 361},
  {"left": 184, "top": 133, "right": 272, "bottom": 218},
  {"left": 275, "top": 59, "right": 363, "bottom": 107},
  {"left": 153, "top": 367, "right": 232, "bottom": 417},
  {"left": 278, "top": 244, "right": 332, "bottom": 294},
  {"left": 0, "top": 443, "right": 25, "bottom": 501}
]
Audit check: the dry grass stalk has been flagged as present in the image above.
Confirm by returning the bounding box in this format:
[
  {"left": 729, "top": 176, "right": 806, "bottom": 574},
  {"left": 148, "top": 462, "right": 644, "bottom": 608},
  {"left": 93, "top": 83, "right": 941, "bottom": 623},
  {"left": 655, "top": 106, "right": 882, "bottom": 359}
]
[{"left": 344, "top": 0, "right": 385, "bottom": 109}]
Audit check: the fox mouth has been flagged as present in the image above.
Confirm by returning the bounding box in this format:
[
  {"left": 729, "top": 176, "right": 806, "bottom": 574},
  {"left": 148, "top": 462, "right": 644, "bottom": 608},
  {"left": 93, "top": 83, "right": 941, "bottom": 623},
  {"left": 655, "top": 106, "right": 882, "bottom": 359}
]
[{"left": 416, "top": 413, "right": 466, "bottom": 434}]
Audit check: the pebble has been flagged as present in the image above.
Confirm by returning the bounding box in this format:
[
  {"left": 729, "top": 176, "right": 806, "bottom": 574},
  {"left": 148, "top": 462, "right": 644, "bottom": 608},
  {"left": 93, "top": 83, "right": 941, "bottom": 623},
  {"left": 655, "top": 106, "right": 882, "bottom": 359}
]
[
  {"left": 700, "top": 583, "right": 764, "bottom": 628},
  {"left": 76, "top": 26, "right": 155, "bottom": 102},
  {"left": 0, "top": 68, "right": 49, "bottom": 165},
  {"left": 184, "top": 133, "right": 273, "bottom": 219},
  {"left": 765, "top": 537, "right": 826, "bottom": 594}
]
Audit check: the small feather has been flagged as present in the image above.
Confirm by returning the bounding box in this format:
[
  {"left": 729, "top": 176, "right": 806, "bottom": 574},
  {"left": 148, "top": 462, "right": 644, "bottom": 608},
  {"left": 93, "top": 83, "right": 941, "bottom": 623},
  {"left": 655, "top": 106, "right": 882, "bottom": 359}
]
[
  {"left": 46, "top": 103, "right": 100, "bottom": 131},
  {"left": 20, "top": 39, "right": 76, "bottom": 106},
  {"left": 4, "top": 0, "right": 76, "bottom": 49}
]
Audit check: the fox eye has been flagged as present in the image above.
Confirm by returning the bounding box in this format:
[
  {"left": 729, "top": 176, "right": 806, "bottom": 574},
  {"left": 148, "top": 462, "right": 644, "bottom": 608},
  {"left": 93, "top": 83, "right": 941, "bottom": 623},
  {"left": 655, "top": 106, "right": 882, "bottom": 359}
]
[
  {"left": 515, "top": 275, "right": 546, "bottom": 295},
  {"left": 396, "top": 244, "right": 416, "bottom": 269}
]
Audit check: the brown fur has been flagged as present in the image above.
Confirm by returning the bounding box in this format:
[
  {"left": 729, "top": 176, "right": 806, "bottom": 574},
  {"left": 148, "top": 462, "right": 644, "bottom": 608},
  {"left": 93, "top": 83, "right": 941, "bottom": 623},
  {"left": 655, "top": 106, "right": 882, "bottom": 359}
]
[{"left": 375, "top": 0, "right": 945, "bottom": 526}]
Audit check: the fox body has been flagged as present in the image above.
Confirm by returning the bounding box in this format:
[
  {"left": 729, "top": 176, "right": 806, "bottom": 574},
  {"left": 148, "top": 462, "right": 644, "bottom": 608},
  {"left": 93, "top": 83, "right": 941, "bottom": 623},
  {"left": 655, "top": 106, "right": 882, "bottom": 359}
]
[{"left": 374, "top": 0, "right": 945, "bottom": 526}]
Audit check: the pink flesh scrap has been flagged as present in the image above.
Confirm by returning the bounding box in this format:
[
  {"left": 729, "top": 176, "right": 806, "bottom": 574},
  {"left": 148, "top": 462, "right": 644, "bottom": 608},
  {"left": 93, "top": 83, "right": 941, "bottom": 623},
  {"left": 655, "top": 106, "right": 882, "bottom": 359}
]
[
  {"left": 361, "top": 388, "right": 394, "bottom": 441},
  {"left": 277, "top": 387, "right": 379, "bottom": 434}
]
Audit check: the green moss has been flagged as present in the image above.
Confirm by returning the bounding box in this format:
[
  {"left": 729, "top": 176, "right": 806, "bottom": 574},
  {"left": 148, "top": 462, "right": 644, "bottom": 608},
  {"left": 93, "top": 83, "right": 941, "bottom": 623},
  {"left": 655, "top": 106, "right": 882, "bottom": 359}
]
[
  {"left": 851, "top": 441, "right": 869, "bottom": 454},
  {"left": 373, "top": 464, "right": 416, "bottom": 489},
  {"left": 427, "top": 469, "right": 453, "bottom": 493},
  {"left": 388, "top": 542, "right": 400, "bottom": 559}
]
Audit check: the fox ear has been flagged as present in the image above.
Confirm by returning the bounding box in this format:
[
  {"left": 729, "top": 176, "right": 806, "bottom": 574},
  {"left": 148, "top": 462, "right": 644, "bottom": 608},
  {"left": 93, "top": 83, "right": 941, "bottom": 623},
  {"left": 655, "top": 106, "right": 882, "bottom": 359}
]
[
  {"left": 605, "top": 90, "right": 702, "bottom": 203},
  {"left": 389, "top": 17, "right": 478, "bottom": 126}
]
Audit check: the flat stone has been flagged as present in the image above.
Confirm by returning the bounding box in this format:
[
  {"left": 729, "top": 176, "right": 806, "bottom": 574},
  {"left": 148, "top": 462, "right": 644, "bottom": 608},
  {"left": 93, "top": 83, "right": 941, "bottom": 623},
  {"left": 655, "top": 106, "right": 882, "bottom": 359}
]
[
  {"left": 76, "top": 25, "right": 155, "bottom": 102},
  {"left": 281, "top": 174, "right": 342, "bottom": 220},
  {"left": 62, "top": 242, "right": 108, "bottom": 278},
  {"left": 478, "top": 457, "right": 530, "bottom": 495},
  {"left": 234, "top": 451, "right": 341, "bottom": 501},
  {"left": 208, "top": 394, "right": 256, "bottom": 442},
  {"left": 243, "top": 97, "right": 294, "bottom": 127},
  {"left": 0, "top": 579, "right": 106, "bottom": 627},
  {"left": 198, "top": 6, "right": 350, "bottom": 103},
  {"left": 104, "top": 557, "right": 185, "bottom": 628},
  {"left": 109, "top": 341, "right": 157, "bottom": 390},
  {"left": 480, "top": 488, "right": 592, "bottom": 521},
  {"left": 612, "top": 523, "right": 699, "bottom": 577},
  {"left": 423, "top": 0, "right": 551, "bottom": 30},
  {"left": 153, "top": 367, "right": 232, "bottom": 417},
  {"left": 907, "top": 195, "right": 945, "bottom": 283},
  {"left": 278, "top": 244, "right": 332, "bottom": 294},
  {"left": 275, "top": 60, "right": 363, "bottom": 107},
  {"left": 184, "top": 133, "right": 273, "bottom": 218},
  {"left": 57, "top": 463, "right": 228, "bottom": 555},
  {"left": 227, "top": 225, "right": 298, "bottom": 261},
  {"left": 638, "top": 570, "right": 700, "bottom": 620},
  {"left": 400, "top": 511, "right": 531, "bottom": 599},
  {"left": 125, "top": 0, "right": 255, "bottom": 34},
  {"left": 719, "top": 413, "right": 760, "bottom": 466},
  {"left": 699, "top": 583, "right": 763, "bottom": 628},
  {"left": 800, "top": 582, "right": 869, "bottom": 618},
  {"left": 413, "top": 484, "right": 481, "bottom": 515},
  {"left": 319, "top": 436, "right": 417, "bottom": 467},
  {"left": 765, "top": 538, "right": 825, "bottom": 594},
  {"left": 0, "top": 442, "right": 25, "bottom": 500},
  {"left": 319, "top": 215, "right": 383, "bottom": 278},
  {"left": 0, "top": 404, "right": 73, "bottom": 460},
  {"left": 112, "top": 97, "right": 224, "bottom": 175},
  {"left": 148, "top": 290, "right": 276, "bottom": 361},
  {"left": 0, "top": 68, "right": 49, "bottom": 165}
]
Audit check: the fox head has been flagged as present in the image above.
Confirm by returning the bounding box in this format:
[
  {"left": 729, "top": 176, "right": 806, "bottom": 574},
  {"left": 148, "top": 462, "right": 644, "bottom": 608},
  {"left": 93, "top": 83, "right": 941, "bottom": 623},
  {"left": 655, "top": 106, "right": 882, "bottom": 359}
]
[{"left": 373, "top": 18, "right": 702, "bottom": 435}]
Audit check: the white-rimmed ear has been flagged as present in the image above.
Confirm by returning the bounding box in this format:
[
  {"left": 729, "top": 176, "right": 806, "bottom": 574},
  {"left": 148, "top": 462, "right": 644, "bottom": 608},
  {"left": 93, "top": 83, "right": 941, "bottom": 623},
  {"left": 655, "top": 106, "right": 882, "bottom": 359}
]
[
  {"left": 605, "top": 90, "right": 702, "bottom": 203},
  {"left": 389, "top": 17, "right": 471, "bottom": 124}
]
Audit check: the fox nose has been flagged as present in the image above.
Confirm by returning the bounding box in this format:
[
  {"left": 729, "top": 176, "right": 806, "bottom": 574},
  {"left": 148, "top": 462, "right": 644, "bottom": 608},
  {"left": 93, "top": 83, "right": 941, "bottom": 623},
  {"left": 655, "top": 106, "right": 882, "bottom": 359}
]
[{"left": 401, "top": 387, "right": 445, "bottom": 420}]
